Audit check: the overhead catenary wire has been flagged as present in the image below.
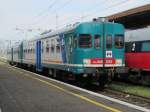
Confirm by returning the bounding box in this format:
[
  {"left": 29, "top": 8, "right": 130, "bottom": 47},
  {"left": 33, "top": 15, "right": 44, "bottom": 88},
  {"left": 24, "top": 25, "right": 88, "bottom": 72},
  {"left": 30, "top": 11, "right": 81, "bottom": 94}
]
[
  {"left": 36, "top": 0, "right": 74, "bottom": 30},
  {"left": 58, "top": 0, "right": 109, "bottom": 24},
  {"left": 24, "top": 0, "right": 128, "bottom": 30},
  {"left": 27, "top": 0, "right": 73, "bottom": 29},
  {"left": 26, "top": 0, "right": 58, "bottom": 28},
  {"left": 36, "top": 0, "right": 111, "bottom": 30},
  {"left": 19, "top": 0, "right": 133, "bottom": 38},
  {"left": 58, "top": 0, "right": 131, "bottom": 29},
  {"left": 15, "top": 0, "right": 74, "bottom": 41},
  {"left": 37, "top": 0, "right": 109, "bottom": 29}
]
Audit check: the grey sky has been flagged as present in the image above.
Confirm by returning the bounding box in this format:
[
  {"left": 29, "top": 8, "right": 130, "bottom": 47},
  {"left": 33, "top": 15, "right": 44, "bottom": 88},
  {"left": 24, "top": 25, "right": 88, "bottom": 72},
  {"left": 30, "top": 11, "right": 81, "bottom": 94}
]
[{"left": 0, "top": 0, "right": 150, "bottom": 42}]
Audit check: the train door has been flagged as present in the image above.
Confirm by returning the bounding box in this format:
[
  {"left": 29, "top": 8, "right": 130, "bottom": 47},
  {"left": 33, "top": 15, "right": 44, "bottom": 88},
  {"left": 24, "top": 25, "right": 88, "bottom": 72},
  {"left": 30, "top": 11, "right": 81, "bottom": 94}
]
[
  {"left": 11, "top": 48, "right": 13, "bottom": 64},
  {"left": 65, "top": 33, "right": 73, "bottom": 64},
  {"left": 36, "top": 40, "right": 42, "bottom": 71},
  {"left": 106, "top": 23, "right": 124, "bottom": 67},
  {"left": 19, "top": 42, "right": 23, "bottom": 64},
  {"left": 103, "top": 24, "right": 115, "bottom": 67},
  {"left": 93, "top": 24, "right": 106, "bottom": 67}
]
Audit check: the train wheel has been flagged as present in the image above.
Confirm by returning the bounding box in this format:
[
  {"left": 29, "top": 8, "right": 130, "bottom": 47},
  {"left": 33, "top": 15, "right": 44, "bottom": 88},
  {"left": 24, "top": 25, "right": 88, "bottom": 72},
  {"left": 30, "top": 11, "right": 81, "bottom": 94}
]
[
  {"left": 98, "top": 72, "right": 108, "bottom": 89},
  {"left": 53, "top": 69, "right": 57, "bottom": 78},
  {"left": 141, "top": 73, "right": 150, "bottom": 86},
  {"left": 48, "top": 69, "right": 53, "bottom": 77}
]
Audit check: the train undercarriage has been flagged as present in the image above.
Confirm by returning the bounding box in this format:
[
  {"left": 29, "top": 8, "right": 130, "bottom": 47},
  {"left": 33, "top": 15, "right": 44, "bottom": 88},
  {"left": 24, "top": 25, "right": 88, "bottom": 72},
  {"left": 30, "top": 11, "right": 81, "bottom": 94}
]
[{"left": 9, "top": 61, "right": 116, "bottom": 89}]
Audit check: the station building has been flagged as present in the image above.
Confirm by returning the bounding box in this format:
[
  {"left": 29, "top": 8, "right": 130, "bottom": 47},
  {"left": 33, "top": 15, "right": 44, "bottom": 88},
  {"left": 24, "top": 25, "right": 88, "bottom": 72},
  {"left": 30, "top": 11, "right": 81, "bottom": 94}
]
[{"left": 106, "top": 4, "right": 150, "bottom": 29}]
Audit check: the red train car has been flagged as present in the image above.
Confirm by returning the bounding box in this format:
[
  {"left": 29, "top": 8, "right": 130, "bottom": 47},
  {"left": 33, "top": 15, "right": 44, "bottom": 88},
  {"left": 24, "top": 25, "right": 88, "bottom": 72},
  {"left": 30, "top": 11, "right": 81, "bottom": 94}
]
[{"left": 125, "top": 27, "right": 150, "bottom": 85}]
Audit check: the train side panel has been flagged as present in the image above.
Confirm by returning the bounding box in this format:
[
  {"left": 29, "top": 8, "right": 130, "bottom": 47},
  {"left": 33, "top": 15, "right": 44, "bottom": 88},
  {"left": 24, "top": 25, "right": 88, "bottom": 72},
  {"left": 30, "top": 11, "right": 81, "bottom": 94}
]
[
  {"left": 13, "top": 46, "right": 19, "bottom": 64},
  {"left": 7, "top": 48, "right": 13, "bottom": 64},
  {"left": 38, "top": 22, "right": 125, "bottom": 75},
  {"left": 23, "top": 40, "right": 36, "bottom": 65},
  {"left": 126, "top": 52, "right": 150, "bottom": 71}
]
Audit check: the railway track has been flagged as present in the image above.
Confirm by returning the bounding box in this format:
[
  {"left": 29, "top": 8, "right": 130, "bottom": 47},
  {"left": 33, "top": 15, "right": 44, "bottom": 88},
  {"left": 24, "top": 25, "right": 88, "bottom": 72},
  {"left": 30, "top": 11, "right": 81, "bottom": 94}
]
[
  {"left": 78, "top": 82, "right": 150, "bottom": 109},
  {"left": 103, "top": 88, "right": 150, "bottom": 109}
]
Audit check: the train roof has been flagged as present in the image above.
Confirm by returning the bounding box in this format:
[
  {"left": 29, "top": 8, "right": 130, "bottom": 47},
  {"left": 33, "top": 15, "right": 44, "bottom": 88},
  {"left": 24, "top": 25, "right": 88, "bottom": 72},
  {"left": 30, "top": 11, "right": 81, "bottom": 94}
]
[
  {"left": 37, "top": 21, "right": 122, "bottom": 40},
  {"left": 125, "top": 27, "right": 150, "bottom": 42},
  {"left": 24, "top": 21, "right": 122, "bottom": 43},
  {"left": 39, "top": 24, "right": 79, "bottom": 40}
]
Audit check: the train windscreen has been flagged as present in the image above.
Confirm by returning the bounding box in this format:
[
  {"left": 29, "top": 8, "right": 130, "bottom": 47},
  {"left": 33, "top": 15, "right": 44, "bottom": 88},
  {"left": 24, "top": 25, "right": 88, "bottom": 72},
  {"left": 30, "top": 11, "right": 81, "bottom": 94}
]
[
  {"left": 115, "top": 35, "right": 124, "bottom": 49},
  {"left": 106, "top": 35, "right": 112, "bottom": 49}
]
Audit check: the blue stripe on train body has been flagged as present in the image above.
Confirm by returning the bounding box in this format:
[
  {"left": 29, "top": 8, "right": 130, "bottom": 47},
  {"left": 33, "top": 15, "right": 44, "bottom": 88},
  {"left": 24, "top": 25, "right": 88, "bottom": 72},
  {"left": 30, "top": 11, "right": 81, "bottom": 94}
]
[
  {"left": 59, "top": 33, "right": 67, "bottom": 63},
  {"left": 36, "top": 40, "right": 42, "bottom": 71}
]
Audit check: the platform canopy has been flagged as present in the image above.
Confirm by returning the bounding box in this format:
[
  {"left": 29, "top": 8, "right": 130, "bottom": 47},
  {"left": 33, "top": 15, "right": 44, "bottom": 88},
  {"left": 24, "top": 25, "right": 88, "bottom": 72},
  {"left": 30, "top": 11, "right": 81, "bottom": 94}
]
[{"left": 106, "top": 4, "right": 150, "bottom": 29}]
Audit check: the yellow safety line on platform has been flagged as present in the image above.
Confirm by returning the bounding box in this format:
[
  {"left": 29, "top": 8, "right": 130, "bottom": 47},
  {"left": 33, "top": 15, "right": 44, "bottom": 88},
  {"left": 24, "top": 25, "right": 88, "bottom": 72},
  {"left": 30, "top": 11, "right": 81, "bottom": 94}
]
[{"left": 11, "top": 67, "right": 122, "bottom": 112}]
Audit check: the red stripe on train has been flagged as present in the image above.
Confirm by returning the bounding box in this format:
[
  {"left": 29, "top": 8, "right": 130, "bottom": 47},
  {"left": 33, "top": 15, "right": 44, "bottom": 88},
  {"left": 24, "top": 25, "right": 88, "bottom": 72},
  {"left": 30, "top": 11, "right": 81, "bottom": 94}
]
[
  {"left": 125, "top": 52, "right": 150, "bottom": 70},
  {"left": 91, "top": 58, "right": 116, "bottom": 64}
]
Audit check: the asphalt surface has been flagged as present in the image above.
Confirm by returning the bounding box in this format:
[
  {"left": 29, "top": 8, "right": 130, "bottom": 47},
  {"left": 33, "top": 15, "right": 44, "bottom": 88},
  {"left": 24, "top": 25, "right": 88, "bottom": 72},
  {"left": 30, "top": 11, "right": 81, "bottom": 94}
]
[{"left": 0, "top": 61, "right": 147, "bottom": 112}]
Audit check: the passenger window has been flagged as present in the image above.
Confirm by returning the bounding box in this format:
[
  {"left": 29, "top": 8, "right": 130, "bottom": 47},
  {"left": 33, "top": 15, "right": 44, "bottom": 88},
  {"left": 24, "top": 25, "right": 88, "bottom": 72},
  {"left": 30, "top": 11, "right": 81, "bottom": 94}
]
[
  {"left": 46, "top": 47, "right": 49, "bottom": 53},
  {"left": 79, "top": 34, "right": 92, "bottom": 48},
  {"left": 94, "top": 35, "right": 100, "bottom": 49},
  {"left": 73, "top": 34, "right": 77, "bottom": 48},
  {"left": 51, "top": 45, "right": 55, "bottom": 53},
  {"left": 115, "top": 35, "right": 124, "bottom": 48},
  {"left": 56, "top": 45, "right": 60, "bottom": 53},
  {"left": 51, "top": 39, "right": 55, "bottom": 53},
  {"left": 141, "top": 41, "right": 150, "bottom": 52},
  {"left": 106, "top": 35, "right": 112, "bottom": 49},
  {"left": 125, "top": 42, "right": 133, "bottom": 52},
  {"left": 74, "top": 38, "right": 77, "bottom": 48}
]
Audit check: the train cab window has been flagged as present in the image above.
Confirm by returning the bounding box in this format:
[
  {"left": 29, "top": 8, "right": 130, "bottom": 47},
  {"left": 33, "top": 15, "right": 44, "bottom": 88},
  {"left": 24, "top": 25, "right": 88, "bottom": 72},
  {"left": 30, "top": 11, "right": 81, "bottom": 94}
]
[
  {"left": 94, "top": 35, "right": 100, "bottom": 49},
  {"left": 141, "top": 41, "right": 150, "bottom": 52},
  {"left": 106, "top": 35, "right": 112, "bottom": 49},
  {"left": 115, "top": 35, "right": 124, "bottom": 48},
  {"left": 79, "top": 34, "right": 92, "bottom": 48}
]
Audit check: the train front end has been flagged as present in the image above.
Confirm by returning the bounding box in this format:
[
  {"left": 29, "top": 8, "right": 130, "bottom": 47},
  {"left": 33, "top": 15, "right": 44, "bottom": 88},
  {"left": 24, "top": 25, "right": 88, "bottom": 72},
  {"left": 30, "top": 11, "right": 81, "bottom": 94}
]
[{"left": 73, "top": 21, "right": 125, "bottom": 87}]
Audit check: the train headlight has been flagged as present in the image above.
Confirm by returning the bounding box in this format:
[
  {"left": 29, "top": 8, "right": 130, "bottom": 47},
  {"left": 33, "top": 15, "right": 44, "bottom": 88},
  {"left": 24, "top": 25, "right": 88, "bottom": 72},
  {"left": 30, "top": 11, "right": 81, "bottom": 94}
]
[
  {"left": 116, "top": 59, "right": 122, "bottom": 64},
  {"left": 83, "top": 59, "right": 91, "bottom": 64}
]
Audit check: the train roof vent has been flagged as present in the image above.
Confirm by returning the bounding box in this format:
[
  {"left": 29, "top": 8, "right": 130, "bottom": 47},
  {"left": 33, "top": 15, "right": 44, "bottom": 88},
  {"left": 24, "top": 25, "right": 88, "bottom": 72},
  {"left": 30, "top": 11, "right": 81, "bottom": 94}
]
[
  {"left": 93, "top": 17, "right": 108, "bottom": 22},
  {"left": 41, "top": 30, "right": 52, "bottom": 35},
  {"left": 73, "top": 22, "right": 80, "bottom": 26}
]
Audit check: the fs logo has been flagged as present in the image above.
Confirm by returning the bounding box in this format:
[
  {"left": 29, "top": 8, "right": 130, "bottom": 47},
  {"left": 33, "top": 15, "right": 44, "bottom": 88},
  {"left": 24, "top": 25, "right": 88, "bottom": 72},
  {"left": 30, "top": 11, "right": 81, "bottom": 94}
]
[{"left": 106, "top": 51, "right": 112, "bottom": 58}]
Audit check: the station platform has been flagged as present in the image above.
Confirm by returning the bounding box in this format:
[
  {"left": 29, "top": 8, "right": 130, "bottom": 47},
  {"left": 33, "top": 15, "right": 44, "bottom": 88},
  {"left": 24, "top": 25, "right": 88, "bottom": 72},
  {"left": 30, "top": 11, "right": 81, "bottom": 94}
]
[{"left": 0, "top": 61, "right": 148, "bottom": 112}]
